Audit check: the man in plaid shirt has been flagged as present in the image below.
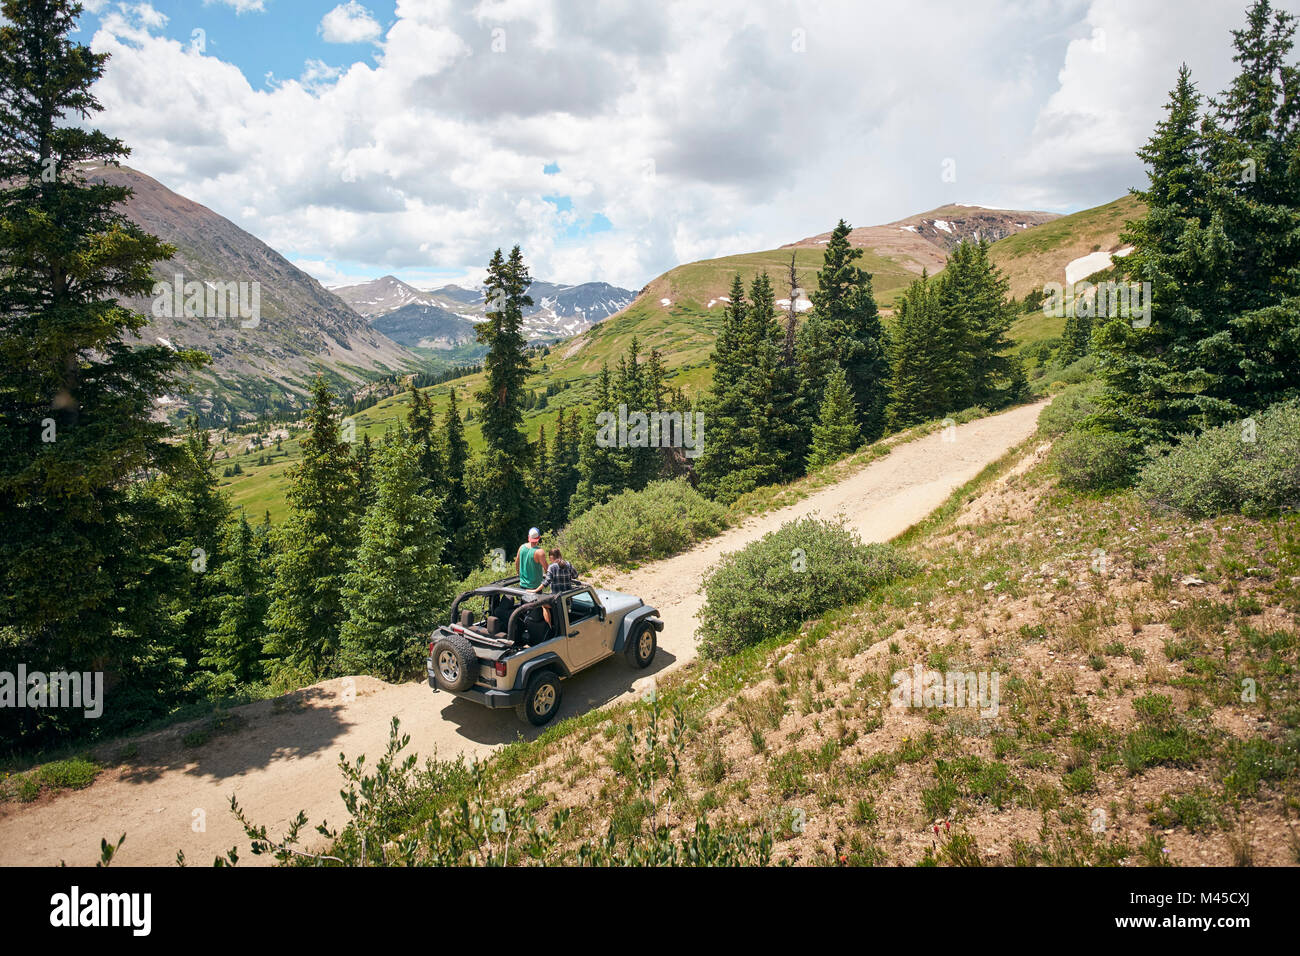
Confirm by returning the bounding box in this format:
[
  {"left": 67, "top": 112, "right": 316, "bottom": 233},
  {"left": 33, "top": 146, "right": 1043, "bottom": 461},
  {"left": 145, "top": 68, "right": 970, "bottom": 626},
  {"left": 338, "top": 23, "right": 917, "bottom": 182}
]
[{"left": 529, "top": 548, "right": 578, "bottom": 628}]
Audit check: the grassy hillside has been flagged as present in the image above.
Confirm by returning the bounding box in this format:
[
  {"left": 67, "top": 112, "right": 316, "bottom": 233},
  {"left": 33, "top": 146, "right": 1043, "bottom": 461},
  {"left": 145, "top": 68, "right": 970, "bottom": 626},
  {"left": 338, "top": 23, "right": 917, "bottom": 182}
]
[
  {"left": 215, "top": 354, "right": 709, "bottom": 522},
  {"left": 993, "top": 194, "right": 1145, "bottom": 299},
  {"left": 999, "top": 195, "right": 1145, "bottom": 350}
]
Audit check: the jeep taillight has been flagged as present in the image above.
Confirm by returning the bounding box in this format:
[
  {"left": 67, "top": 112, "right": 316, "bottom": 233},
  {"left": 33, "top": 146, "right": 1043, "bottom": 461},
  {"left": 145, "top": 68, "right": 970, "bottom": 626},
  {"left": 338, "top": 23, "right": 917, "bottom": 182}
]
[
  {"left": 494, "top": 661, "right": 507, "bottom": 677},
  {"left": 428, "top": 641, "right": 434, "bottom": 656}
]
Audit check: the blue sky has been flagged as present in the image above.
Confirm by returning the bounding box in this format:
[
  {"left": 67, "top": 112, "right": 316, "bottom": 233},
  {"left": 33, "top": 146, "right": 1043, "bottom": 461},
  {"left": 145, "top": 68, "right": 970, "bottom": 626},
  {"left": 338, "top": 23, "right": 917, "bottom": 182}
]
[
  {"left": 81, "top": 1, "right": 398, "bottom": 88},
  {"left": 76, "top": 0, "right": 1294, "bottom": 291}
]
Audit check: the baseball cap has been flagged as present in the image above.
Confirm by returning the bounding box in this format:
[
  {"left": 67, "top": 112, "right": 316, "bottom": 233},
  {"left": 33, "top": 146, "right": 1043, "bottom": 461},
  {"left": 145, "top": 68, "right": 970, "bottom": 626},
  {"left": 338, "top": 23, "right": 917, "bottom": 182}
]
[{"left": 528, "top": 527, "right": 541, "bottom": 538}]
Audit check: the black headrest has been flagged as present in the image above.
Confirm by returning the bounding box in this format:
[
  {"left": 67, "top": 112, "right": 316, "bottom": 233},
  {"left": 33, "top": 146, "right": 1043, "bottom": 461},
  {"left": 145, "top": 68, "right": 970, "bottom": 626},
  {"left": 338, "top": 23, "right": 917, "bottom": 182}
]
[
  {"left": 459, "top": 609, "right": 473, "bottom": 628},
  {"left": 486, "top": 615, "right": 501, "bottom": 635}
]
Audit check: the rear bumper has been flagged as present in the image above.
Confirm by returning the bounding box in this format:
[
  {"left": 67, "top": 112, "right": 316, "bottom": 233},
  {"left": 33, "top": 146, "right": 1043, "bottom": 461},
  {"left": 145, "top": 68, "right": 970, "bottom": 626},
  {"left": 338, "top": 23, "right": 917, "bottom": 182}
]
[{"left": 426, "top": 662, "right": 523, "bottom": 709}]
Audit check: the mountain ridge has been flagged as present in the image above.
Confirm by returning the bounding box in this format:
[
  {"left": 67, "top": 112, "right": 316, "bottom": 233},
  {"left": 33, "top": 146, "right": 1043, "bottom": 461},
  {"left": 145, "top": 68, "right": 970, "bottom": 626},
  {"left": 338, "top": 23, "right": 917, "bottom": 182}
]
[
  {"left": 333, "top": 274, "right": 637, "bottom": 347},
  {"left": 87, "top": 164, "right": 420, "bottom": 423}
]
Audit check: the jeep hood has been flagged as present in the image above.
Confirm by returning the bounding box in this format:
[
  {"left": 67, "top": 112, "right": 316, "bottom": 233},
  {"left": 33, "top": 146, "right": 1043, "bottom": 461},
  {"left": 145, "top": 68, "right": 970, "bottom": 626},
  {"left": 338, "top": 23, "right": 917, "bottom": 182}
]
[{"left": 595, "top": 590, "right": 643, "bottom": 616}]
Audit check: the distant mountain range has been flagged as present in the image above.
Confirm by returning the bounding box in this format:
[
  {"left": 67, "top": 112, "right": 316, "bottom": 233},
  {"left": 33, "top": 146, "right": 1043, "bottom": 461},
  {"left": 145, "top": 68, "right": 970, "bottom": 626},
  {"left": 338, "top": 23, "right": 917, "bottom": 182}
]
[
  {"left": 88, "top": 165, "right": 635, "bottom": 423},
  {"left": 88, "top": 164, "right": 421, "bottom": 423},
  {"left": 333, "top": 275, "right": 637, "bottom": 349}
]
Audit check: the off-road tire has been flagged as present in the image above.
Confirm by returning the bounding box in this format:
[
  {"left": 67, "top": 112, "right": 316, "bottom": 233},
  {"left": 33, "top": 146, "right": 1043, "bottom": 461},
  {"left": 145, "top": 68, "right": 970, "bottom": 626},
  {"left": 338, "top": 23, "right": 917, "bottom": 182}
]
[
  {"left": 432, "top": 633, "right": 478, "bottom": 692},
  {"left": 625, "top": 621, "right": 657, "bottom": 669},
  {"left": 516, "top": 670, "right": 562, "bottom": 726}
]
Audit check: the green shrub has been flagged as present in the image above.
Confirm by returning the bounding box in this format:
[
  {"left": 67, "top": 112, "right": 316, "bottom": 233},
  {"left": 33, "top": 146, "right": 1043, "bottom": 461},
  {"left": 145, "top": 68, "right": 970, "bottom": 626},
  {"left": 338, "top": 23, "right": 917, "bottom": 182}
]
[
  {"left": 36, "top": 757, "right": 99, "bottom": 790},
  {"left": 1061, "top": 766, "right": 1096, "bottom": 794},
  {"left": 558, "top": 478, "right": 728, "bottom": 570},
  {"left": 1052, "top": 429, "right": 1139, "bottom": 491},
  {"left": 952, "top": 405, "right": 990, "bottom": 425},
  {"left": 696, "top": 518, "right": 914, "bottom": 658},
  {"left": 1037, "top": 380, "right": 1106, "bottom": 439},
  {"left": 1137, "top": 400, "right": 1300, "bottom": 518},
  {"left": 1030, "top": 354, "right": 1096, "bottom": 393},
  {"left": 1148, "top": 789, "right": 1223, "bottom": 832}
]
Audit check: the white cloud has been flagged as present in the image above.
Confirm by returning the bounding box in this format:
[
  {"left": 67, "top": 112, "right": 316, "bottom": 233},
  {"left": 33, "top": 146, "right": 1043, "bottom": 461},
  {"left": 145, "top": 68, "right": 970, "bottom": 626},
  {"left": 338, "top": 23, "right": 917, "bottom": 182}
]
[
  {"left": 319, "top": 2, "right": 382, "bottom": 44},
  {"left": 204, "top": 0, "right": 266, "bottom": 13},
  {"left": 85, "top": 0, "right": 1299, "bottom": 291},
  {"left": 1014, "top": 0, "right": 1258, "bottom": 208}
]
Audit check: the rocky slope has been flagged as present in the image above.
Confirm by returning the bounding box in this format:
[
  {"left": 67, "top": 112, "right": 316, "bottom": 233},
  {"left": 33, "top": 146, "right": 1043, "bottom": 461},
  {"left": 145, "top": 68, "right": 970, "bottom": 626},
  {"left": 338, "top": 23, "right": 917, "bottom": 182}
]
[
  {"left": 784, "top": 203, "right": 1062, "bottom": 275},
  {"left": 87, "top": 164, "right": 419, "bottom": 423}
]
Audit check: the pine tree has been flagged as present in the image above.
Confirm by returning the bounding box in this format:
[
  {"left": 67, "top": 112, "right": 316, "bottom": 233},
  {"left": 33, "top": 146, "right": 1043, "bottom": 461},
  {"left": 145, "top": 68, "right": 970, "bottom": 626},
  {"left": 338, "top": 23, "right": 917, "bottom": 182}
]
[
  {"left": 473, "top": 246, "right": 533, "bottom": 550},
  {"left": 573, "top": 363, "right": 623, "bottom": 513},
  {"left": 355, "top": 432, "right": 376, "bottom": 512},
  {"left": 697, "top": 272, "right": 803, "bottom": 499},
  {"left": 1094, "top": 4, "right": 1300, "bottom": 445},
  {"left": 552, "top": 408, "right": 582, "bottom": 527},
  {"left": 527, "top": 423, "right": 553, "bottom": 530},
  {"left": 263, "top": 377, "right": 360, "bottom": 681},
  {"left": 800, "top": 220, "right": 891, "bottom": 441},
  {"left": 1059, "top": 301, "right": 1094, "bottom": 365},
  {"left": 807, "top": 367, "right": 860, "bottom": 469},
  {"left": 615, "top": 337, "right": 660, "bottom": 491},
  {"left": 0, "top": 0, "right": 208, "bottom": 739},
  {"left": 1200, "top": 1, "right": 1300, "bottom": 412},
  {"left": 405, "top": 383, "right": 444, "bottom": 488},
  {"left": 886, "top": 272, "right": 962, "bottom": 428},
  {"left": 203, "top": 512, "right": 270, "bottom": 690},
  {"left": 697, "top": 275, "right": 753, "bottom": 500},
  {"left": 440, "top": 387, "right": 480, "bottom": 577},
  {"left": 339, "top": 431, "right": 454, "bottom": 680},
  {"left": 935, "top": 239, "right": 1021, "bottom": 407},
  {"left": 749, "top": 272, "right": 807, "bottom": 481},
  {"left": 782, "top": 251, "right": 802, "bottom": 363},
  {"left": 154, "top": 419, "right": 232, "bottom": 680},
  {"left": 734, "top": 272, "right": 789, "bottom": 489}
]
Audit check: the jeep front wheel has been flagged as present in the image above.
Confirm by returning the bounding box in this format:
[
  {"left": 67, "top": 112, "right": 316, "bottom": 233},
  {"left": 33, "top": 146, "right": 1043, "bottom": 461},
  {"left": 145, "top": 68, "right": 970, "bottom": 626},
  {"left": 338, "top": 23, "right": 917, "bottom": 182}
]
[
  {"left": 626, "top": 622, "right": 657, "bottom": 669},
  {"left": 516, "top": 670, "right": 562, "bottom": 726}
]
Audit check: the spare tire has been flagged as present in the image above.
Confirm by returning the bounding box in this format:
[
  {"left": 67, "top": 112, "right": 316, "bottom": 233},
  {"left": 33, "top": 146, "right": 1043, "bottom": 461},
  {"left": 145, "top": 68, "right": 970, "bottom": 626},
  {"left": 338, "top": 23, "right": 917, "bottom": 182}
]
[{"left": 431, "top": 633, "right": 479, "bottom": 692}]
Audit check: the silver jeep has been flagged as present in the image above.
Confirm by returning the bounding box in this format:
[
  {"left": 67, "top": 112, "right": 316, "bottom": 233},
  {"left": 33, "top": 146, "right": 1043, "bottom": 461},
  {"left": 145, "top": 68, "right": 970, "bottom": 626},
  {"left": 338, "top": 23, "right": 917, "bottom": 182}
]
[{"left": 426, "top": 577, "right": 663, "bottom": 725}]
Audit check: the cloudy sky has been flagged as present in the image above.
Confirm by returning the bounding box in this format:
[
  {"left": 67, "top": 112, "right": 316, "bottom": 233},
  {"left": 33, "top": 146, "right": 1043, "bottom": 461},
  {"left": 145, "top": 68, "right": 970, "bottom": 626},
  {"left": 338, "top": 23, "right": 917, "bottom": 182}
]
[{"left": 75, "top": 0, "right": 1295, "bottom": 291}]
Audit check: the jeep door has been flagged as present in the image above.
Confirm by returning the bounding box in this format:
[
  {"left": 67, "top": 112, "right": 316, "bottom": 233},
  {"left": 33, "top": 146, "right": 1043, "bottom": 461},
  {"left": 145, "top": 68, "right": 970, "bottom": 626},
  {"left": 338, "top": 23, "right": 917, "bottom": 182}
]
[{"left": 563, "top": 588, "right": 611, "bottom": 669}]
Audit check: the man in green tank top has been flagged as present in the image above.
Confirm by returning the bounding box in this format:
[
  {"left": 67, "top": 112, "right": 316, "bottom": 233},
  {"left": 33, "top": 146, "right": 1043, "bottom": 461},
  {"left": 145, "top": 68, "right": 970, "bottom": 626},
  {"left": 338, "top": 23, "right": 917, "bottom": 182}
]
[{"left": 517, "top": 527, "right": 547, "bottom": 589}]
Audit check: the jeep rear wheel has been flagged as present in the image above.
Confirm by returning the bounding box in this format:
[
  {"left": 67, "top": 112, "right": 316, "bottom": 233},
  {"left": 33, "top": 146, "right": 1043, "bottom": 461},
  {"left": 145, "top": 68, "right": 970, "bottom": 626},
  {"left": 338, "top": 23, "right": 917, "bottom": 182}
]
[
  {"left": 432, "top": 633, "right": 478, "bottom": 692},
  {"left": 516, "top": 670, "right": 562, "bottom": 726},
  {"left": 626, "top": 621, "right": 657, "bottom": 669}
]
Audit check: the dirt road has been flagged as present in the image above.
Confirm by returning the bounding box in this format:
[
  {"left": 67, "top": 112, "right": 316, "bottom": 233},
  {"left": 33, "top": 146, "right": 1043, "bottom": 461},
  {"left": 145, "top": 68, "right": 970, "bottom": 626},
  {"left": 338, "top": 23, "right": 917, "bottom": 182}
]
[{"left": 0, "top": 400, "right": 1045, "bottom": 866}]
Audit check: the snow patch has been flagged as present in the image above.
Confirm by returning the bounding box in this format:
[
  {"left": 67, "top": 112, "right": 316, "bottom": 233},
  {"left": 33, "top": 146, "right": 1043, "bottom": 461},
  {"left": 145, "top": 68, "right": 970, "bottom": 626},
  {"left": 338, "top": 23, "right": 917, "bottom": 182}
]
[
  {"left": 776, "top": 297, "right": 814, "bottom": 312},
  {"left": 660, "top": 298, "right": 672, "bottom": 306},
  {"left": 900, "top": 225, "right": 918, "bottom": 233},
  {"left": 1065, "top": 250, "right": 1118, "bottom": 285},
  {"left": 932, "top": 219, "right": 953, "bottom": 234}
]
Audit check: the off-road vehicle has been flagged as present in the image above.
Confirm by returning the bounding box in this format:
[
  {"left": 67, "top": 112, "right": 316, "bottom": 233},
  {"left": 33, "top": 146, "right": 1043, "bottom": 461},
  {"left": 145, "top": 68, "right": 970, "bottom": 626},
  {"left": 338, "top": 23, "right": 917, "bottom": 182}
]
[{"left": 426, "top": 577, "right": 664, "bottom": 725}]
